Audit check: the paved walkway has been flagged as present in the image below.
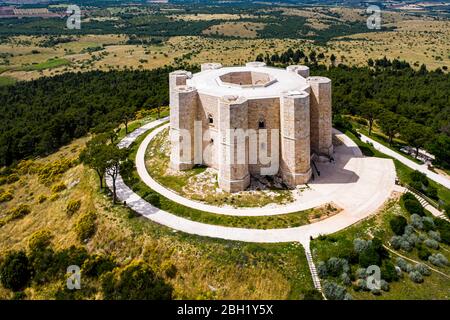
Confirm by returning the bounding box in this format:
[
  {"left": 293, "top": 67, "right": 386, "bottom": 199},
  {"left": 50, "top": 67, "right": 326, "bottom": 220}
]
[
  {"left": 117, "top": 116, "right": 169, "bottom": 149},
  {"left": 359, "top": 133, "right": 450, "bottom": 189},
  {"left": 107, "top": 119, "right": 396, "bottom": 245},
  {"left": 136, "top": 125, "right": 395, "bottom": 217}
]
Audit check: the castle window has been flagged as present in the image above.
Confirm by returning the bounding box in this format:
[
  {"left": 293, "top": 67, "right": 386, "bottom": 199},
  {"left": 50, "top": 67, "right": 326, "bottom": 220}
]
[
  {"left": 258, "top": 119, "right": 266, "bottom": 129},
  {"left": 208, "top": 114, "right": 214, "bottom": 125},
  {"left": 210, "top": 138, "right": 214, "bottom": 144}
]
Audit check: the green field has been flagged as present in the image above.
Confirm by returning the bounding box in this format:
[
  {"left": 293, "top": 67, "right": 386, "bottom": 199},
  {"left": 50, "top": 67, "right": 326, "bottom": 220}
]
[{"left": 20, "top": 58, "right": 71, "bottom": 72}]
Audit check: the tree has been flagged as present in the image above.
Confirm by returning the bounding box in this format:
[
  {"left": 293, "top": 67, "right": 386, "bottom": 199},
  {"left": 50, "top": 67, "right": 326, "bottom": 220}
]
[
  {"left": 401, "top": 121, "right": 431, "bottom": 158},
  {"left": 0, "top": 251, "right": 32, "bottom": 291},
  {"left": 101, "top": 260, "right": 172, "bottom": 300},
  {"left": 428, "top": 133, "right": 450, "bottom": 169},
  {"left": 361, "top": 100, "right": 382, "bottom": 136},
  {"left": 330, "top": 54, "right": 336, "bottom": 66},
  {"left": 80, "top": 134, "right": 110, "bottom": 189},
  {"left": 104, "top": 145, "right": 128, "bottom": 204},
  {"left": 378, "top": 111, "right": 401, "bottom": 146},
  {"left": 389, "top": 216, "right": 407, "bottom": 236}
]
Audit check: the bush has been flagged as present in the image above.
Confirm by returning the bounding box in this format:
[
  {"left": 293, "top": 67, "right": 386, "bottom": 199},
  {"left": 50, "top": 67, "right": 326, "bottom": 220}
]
[
  {"left": 428, "top": 253, "right": 449, "bottom": 267},
  {"left": 82, "top": 254, "right": 116, "bottom": 278},
  {"left": 417, "top": 244, "right": 431, "bottom": 261},
  {"left": 50, "top": 182, "right": 66, "bottom": 193},
  {"left": 160, "top": 261, "right": 177, "bottom": 279},
  {"left": 414, "top": 263, "right": 431, "bottom": 276},
  {"left": 101, "top": 260, "right": 173, "bottom": 300},
  {"left": 7, "top": 204, "right": 31, "bottom": 220},
  {"left": 424, "top": 185, "right": 438, "bottom": 199},
  {"left": 395, "top": 257, "right": 410, "bottom": 272},
  {"left": 326, "top": 257, "right": 349, "bottom": 277},
  {"left": 403, "top": 199, "right": 424, "bottom": 216},
  {"left": 27, "top": 230, "right": 52, "bottom": 252},
  {"left": 340, "top": 273, "right": 351, "bottom": 286},
  {"left": 424, "top": 239, "right": 439, "bottom": 250},
  {"left": 301, "top": 289, "right": 323, "bottom": 300},
  {"left": 400, "top": 239, "right": 413, "bottom": 252},
  {"left": 390, "top": 236, "right": 402, "bottom": 250},
  {"left": 408, "top": 271, "right": 423, "bottom": 283},
  {"left": 358, "top": 246, "right": 381, "bottom": 268},
  {"left": 380, "top": 279, "right": 390, "bottom": 292},
  {"left": 428, "top": 230, "right": 441, "bottom": 242},
  {"left": 74, "top": 211, "right": 97, "bottom": 242},
  {"left": 381, "top": 261, "right": 399, "bottom": 282},
  {"left": 354, "top": 238, "right": 370, "bottom": 253},
  {"left": 389, "top": 216, "right": 407, "bottom": 235},
  {"left": 323, "top": 281, "right": 351, "bottom": 300},
  {"left": 422, "top": 216, "right": 435, "bottom": 231},
  {"left": 355, "top": 268, "right": 367, "bottom": 279},
  {"left": 66, "top": 199, "right": 81, "bottom": 216},
  {"left": 0, "top": 190, "right": 13, "bottom": 203},
  {"left": 317, "top": 261, "right": 327, "bottom": 278},
  {"left": 0, "top": 251, "right": 32, "bottom": 291},
  {"left": 409, "top": 171, "right": 428, "bottom": 187},
  {"left": 434, "top": 219, "right": 450, "bottom": 245},
  {"left": 37, "top": 194, "right": 47, "bottom": 204},
  {"left": 410, "top": 214, "right": 423, "bottom": 230},
  {"left": 6, "top": 173, "right": 19, "bottom": 184},
  {"left": 143, "top": 190, "right": 161, "bottom": 207}
]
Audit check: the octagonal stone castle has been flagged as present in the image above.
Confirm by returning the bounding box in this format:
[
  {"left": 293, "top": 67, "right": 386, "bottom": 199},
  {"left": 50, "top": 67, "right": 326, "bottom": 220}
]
[{"left": 169, "top": 62, "right": 333, "bottom": 192}]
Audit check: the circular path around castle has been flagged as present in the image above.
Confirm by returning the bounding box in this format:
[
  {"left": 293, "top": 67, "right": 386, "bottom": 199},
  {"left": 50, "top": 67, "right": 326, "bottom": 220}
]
[{"left": 106, "top": 118, "right": 396, "bottom": 244}]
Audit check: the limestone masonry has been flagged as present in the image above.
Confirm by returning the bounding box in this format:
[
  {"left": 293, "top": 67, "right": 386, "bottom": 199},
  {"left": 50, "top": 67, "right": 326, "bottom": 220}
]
[{"left": 169, "top": 62, "right": 333, "bottom": 192}]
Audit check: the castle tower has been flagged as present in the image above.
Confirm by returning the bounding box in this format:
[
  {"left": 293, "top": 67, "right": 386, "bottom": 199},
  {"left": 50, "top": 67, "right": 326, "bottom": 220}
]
[
  {"left": 201, "top": 62, "right": 223, "bottom": 71},
  {"left": 280, "top": 91, "right": 312, "bottom": 186},
  {"left": 218, "top": 95, "right": 250, "bottom": 192},
  {"left": 169, "top": 70, "right": 197, "bottom": 171},
  {"left": 307, "top": 76, "right": 333, "bottom": 156}
]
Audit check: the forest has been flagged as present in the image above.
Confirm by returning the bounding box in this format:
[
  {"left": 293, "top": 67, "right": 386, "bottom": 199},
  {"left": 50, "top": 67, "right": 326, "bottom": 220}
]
[
  {"left": 1, "top": 56, "right": 449, "bottom": 169},
  {"left": 0, "top": 67, "right": 172, "bottom": 166}
]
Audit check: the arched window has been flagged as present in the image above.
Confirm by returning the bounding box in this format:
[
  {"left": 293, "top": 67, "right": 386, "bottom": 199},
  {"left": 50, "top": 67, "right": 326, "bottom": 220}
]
[
  {"left": 208, "top": 114, "right": 214, "bottom": 125},
  {"left": 258, "top": 119, "right": 266, "bottom": 129}
]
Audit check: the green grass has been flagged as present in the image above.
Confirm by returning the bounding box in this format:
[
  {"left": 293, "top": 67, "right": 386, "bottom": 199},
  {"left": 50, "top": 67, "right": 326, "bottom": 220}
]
[
  {"left": 121, "top": 128, "right": 331, "bottom": 230},
  {"left": 0, "top": 76, "right": 15, "bottom": 86},
  {"left": 20, "top": 58, "right": 71, "bottom": 71}
]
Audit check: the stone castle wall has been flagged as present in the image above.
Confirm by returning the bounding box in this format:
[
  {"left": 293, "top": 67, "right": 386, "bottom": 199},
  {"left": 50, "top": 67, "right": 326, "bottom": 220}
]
[{"left": 169, "top": 63, "right": 333, "bottom": 192}]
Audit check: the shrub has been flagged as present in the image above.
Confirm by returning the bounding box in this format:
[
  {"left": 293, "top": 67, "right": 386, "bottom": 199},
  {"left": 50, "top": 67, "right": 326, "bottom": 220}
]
[
  {"left": 355, "top": 268, "right": 367, "bottom": 279},
  {"left": 100, "top": 260, "right": 173, "bottom": 300},
  {"left": 66, "top": 199, "right": 81, "bottom": 216},
  {"left": 82, "top": 254, "right": 116, "bottom": 278},
  {"left": 410, "top": 214, "right": 423, "bottom": 230},
  {"left": 340, "top": 273, "right": 351, "bottom": 286},
  {"left": 27, "top": 230, "right": 52, "bottom": 252},
  {"left": 414, "top": 263, "right": 431, "bottom": 276},
  {"left": 6, "top": 173, "right": 19, "bottom": 184},
  {"left": 7, "top": 204, "right": 31, "bottom": 220},
  {"left": 390, "top": 236, "right": 402, "bottom": 250},
  {"left": 37, "top": 159, "right": 74, "bottom": 184},
  {"left": 381, "top": 261, "right": 399, "bottom": 282},
  {"left": 403, "top": 199, "right": 424, "bottom": 216},
  {"left": 0, "top": 251, "right": 32, "bottom": 291},
  {"left": 422, "top": 216, "right": 435, "bottom": 231},
  {"left": 424, "top": 185, "right": 438, "bottom": 200},
  {"left": 424, "top": 239, "right": 439, "bottom": 250},
  {"left": 74, "top": 211, "right": 97, "bottom": 242},
  {"left": 326, "top": 257, "right": 349, "bottom": 277},
  {"left": 389, "top": 216, "right": 407, "bottom": 235},
  {"left": 354, "top": 238, "right": 370, "bottom": 253},
  {"left": 409, "top": 171, "right": 428, "bottom": 187},
  {"left": 395, "top": 257, "right": 410, "bottom": 272},
  {"left": 359, "top": 246, "right": 381, "bottom": 268},
  {"left": 434, "top": 219, "right": 450, "bottom": 245},
  {"left": 400, "top": 239, "right": 413, "bottom": 252},
  {"left": 301, "top": 289, "right": 323, "bottom": 300},
  {"left": 317, "top": 261, "right": 327, "bottom": 278},
  {"left": 428, "top": 253, "right": 449, "bottom": 267},
  {"left": 37, "top": 194, "right": 47, "bottom": 204},
  {"left": 50, "top": 182, "right": 66, "bottom": 193},
  {"left": 160, "top": 261, "right": 177, "bottom": 279},
  {"left": 417, "top": 245, "right": 431, "bottom": 261},
  {"left": 380, "top": 279, "right": 390, "bottom": 292},
  {"left": 49, "top": 193, "right": 59, "bottom": 201},
  {"left": 353, "top": 279, "right": 367, "bottom": 292},
  {"left": 143, "top": 190, "right": 160, "bottom": 207},
  {"left": 408, "top": 271, "right": 423, "bottom": 283},
  {"left": 0, "top": 190, "right": 13, "bottom": 203},
  {"left": 428, "top": 230, "right": 441, "bottom": 242},
  {"left": 323, "top": 281, "right": 351, "bottom": 300}
]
